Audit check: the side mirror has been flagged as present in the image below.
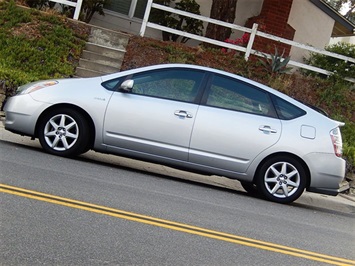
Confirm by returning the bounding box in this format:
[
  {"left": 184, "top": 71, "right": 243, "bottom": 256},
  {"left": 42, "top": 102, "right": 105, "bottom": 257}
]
[{"left": 120, "top": 79, "right": 134, "bottom": 92}]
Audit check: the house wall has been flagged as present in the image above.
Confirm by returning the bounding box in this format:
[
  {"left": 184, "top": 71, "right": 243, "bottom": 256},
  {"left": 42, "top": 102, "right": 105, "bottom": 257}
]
[
  {"left": 288, "top": 0, "right": 335, "bottom": 62},
  {"left": 209, "top": 0, "right": 263, "bottom": 38},
  {"left": 90, "top": 0, "right": 263, "bottom": 40},
  {"left": 89, "top": 0, "right": 336, "bottom": 63}
]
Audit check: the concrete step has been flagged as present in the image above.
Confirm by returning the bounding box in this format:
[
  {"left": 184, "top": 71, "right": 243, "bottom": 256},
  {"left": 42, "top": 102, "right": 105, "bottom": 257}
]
[
  {"left": 75, "top": 67, "right": 106, "bottom": 78},
  {"left": 75, "top": 26, "right": 130, "bottom": 78},
  {"left": 78, "top": 59, "right": 120, "bottom": 74},
  {"left": 81, "top": 50, "right": 123, "bottom": 68},
  {"left": 85, "top": 42, "right": 125, "bottom": 60},
  {"left": 88, "top": 26, "right": 130, "bottom": 50}
]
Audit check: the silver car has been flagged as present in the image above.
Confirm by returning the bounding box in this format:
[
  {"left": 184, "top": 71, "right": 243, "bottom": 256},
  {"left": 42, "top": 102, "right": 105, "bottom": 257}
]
[{"left": 3, "top": 64, "right": 346, "bottom": 203}]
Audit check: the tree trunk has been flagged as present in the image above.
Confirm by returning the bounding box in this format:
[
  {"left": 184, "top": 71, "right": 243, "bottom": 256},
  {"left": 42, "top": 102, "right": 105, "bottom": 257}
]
[{"left": 205, "top": 0, "right": 238, "bottom": 42}]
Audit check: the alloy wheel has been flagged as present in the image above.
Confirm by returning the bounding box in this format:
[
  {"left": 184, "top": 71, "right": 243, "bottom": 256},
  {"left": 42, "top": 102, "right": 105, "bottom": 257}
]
[
  {"left": 263, "top": 161, "right": 301, "bottom": 199},
  {"left": 43, "top": 114, "right": 79, "bottom": 151}
]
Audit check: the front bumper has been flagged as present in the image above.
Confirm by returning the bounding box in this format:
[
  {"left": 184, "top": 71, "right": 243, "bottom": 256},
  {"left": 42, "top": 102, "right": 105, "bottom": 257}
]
[{"left": 3, "top": 94, "right": 50, "bottom": 137}]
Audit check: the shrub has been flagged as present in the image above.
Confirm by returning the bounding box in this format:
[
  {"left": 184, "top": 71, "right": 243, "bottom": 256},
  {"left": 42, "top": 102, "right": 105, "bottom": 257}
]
[
  {"left": 0, "top": 0, "right": 89, "bottom": 98},
  {"left": 20, "top": 0, "right": 107, "bottom": 23},
  {"left": 304, "top": 42, "right": 355, "bottom": 79},
  {"left": 149, "top": 0, "right": 203, "bottom": 43}
]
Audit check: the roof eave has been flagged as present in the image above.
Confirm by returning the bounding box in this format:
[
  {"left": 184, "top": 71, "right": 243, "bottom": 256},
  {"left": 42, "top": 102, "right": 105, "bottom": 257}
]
[{"left": 309, "top": 0, "right": 355, "bottom": 37}]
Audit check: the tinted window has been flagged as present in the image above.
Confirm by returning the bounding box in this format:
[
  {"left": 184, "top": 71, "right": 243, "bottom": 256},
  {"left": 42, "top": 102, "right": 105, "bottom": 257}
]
[
  {"left": 205, "top": 75, "right": 276, "bottom": 117},
  {"left": 102, "top": 78, "right": 121, "bottom": 91},
  {"left": 126, "top": 69, "right": 205, "bottom": 103},
  {"left": 272, "top": 96, "right": 306, "bottom": 120}
]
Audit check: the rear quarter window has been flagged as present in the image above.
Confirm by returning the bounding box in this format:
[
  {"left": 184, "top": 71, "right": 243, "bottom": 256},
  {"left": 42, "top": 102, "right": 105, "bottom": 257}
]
[{"left": 272, "top": 95, "right": 306, "bottom": 120}]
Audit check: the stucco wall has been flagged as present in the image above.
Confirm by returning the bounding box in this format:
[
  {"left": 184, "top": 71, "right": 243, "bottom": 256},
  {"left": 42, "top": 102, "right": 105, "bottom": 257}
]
[{"left": 288, "top": 0, "right": 335, "bottom": 62}]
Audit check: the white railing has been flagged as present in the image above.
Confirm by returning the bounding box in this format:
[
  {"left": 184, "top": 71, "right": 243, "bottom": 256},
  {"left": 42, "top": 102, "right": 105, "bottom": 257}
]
[
  {"left": 140, "top": 0, "right": 355, "bottom": 82},
  {"left": 48, "top": 0, "right": 83, "bottom": 20}
]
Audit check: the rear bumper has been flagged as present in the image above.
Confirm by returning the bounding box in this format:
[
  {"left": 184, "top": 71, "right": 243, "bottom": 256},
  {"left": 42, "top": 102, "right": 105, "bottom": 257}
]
[
  {"left": 305, "top": 153, "right": 346, "bottom": 196},
  {"left": 308, "top": 181, "right": 349, "bottom": 196}
]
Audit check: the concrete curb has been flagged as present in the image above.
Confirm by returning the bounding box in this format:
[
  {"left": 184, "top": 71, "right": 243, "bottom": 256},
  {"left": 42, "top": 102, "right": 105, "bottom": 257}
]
[{"left": 340, "top": 193, "right": 355, "bottom": 202}]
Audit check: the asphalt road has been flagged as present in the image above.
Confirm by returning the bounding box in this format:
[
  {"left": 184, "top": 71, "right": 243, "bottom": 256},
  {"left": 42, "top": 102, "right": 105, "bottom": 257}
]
[{"left": 1, "top": 124, "right": 355, "bottom": 265}]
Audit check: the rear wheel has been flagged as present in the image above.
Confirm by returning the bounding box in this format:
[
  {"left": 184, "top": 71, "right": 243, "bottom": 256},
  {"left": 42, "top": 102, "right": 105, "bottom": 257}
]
[
  {"left": 38, "top": 108, "right": 90, "bottom": 157},
  {"left": 256, "top": 156, "right": 307, "bottom": 204}
]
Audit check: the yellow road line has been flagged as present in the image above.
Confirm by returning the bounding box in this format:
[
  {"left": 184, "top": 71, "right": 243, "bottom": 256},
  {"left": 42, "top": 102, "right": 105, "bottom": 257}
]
[{"left": 1, "top": 183, "right": 354, "bottom": 266}]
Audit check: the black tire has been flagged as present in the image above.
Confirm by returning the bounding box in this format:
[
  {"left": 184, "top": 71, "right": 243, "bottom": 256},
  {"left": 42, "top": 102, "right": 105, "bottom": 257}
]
[
  {"left": 240, "top": 181, "right": 259, "bottom": 195},
  {"left": 38, "top": 108, "right": 90, "bottom": 157},
  {"left": 256, "top": 156, "right": 307, "bottom": 204}
]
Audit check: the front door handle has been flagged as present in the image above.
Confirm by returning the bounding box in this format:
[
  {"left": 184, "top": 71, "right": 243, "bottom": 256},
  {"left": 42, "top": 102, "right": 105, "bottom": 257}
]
[
  {"left": 259, "top": 126, "right": 277, "bottom": 134},
  {"left": 174, "top": 110, "right": 193, "bottom": 118}
]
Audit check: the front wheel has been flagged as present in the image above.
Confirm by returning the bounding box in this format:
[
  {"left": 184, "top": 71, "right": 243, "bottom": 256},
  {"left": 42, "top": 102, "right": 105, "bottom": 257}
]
[
  {"left": 256, "top": 156, "right": 307, "bottom": 204},
  {"left": 38, "top": 109, "right": 90, "bottom": 157}
]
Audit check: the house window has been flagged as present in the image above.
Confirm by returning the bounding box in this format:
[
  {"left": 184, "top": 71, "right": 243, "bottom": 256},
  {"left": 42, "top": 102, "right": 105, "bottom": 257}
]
[{"left": 105, "top": 0, "right": 148, "bottom": 19}]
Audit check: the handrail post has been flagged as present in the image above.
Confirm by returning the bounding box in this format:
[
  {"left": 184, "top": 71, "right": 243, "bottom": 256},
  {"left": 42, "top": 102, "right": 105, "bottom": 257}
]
[
  {"left": 244, "top": 23, "right": 258, "bottom": 61},
  {"left": 140, "top": 0, "right": 153, "bottom": 37}
]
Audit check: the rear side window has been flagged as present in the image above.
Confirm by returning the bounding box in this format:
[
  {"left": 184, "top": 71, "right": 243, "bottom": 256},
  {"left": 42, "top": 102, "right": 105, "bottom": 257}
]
[
  {"left": 204, "top": 74, "right": 277, "bottom": 117},
  {"left": 272, "top": 96, "right": 306, "bottom": 120}
]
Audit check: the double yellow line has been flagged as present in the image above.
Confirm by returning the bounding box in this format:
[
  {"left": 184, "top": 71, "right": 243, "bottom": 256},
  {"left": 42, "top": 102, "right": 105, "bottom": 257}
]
[{"left": 1, "top": 183, "right": 354, "bottom": 266}]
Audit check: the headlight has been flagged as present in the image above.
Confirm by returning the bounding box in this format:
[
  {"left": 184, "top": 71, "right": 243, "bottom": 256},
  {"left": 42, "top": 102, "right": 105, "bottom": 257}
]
[{"left": 16, "top": 80, "right": 58, "bottom": 95}]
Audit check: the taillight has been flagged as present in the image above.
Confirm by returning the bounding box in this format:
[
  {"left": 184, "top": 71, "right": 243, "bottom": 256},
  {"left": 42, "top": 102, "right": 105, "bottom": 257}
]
[{"left": 330, "top": 128, "right": 343, "bottom": 157}]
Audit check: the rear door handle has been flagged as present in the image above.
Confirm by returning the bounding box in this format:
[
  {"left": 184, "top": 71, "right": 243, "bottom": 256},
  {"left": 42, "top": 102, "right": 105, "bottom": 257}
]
[
  {"left": 259, "top": 126, "right": 277, "bottom": 133},
  {"left": 174, "top": 110, "right": 193, "bottom": 118}
]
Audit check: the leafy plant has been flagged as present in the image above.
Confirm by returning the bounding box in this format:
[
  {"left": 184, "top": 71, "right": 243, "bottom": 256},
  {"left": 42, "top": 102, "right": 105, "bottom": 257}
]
[
  {"left": 149, "top": 0, "right": 203, "bottom": 43},
  {"left": 304, "top": 42, "right": 355, "bottom": 79},
  {"left": 80, "top": 0, "right": 107, "bottom": 23},
  {"left": 24, "top": 0, "right": 51, "bottom": 9},
  {"left": 20, "top": 0, "right": 108, "bottom": 23},
  {"left": 344, "top": 144, "right": 355, "bottom": 174},
  {"left": 259, "top": 47, "right": 292, "bottom": 74}
]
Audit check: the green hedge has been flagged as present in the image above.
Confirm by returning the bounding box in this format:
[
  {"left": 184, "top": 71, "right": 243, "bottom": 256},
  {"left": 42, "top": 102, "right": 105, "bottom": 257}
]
[{"left": 0, "top": 0, "right": 89, "bottom": 95}]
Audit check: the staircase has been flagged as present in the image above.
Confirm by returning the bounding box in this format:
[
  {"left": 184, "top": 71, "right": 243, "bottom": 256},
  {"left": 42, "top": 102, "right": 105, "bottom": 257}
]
[{"left": 75, "top": 26, "right": 130, "bottom": 78}]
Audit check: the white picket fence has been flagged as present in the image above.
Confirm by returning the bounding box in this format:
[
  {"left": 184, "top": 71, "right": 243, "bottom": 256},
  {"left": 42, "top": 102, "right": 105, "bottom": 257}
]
[
  {"left": 139, "top": 0, "right": 355, "bottom": 82},
  {"left": 48, "top": 0, "right": 354, "bottom": 81}
]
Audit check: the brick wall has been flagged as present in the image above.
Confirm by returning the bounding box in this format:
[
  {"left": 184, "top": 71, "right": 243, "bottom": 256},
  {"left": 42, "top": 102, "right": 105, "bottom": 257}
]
[{"left": 245, "top": 0, "right": 295, "bottom": 56}]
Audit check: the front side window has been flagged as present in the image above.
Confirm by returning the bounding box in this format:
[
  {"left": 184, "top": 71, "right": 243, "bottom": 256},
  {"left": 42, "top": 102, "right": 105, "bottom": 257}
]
[
  {"left": 205, "top": 75, "right": 276, "bottom": 117},
  {"left": 125, "top": 68, "right": 205, "bottom": 103}
]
